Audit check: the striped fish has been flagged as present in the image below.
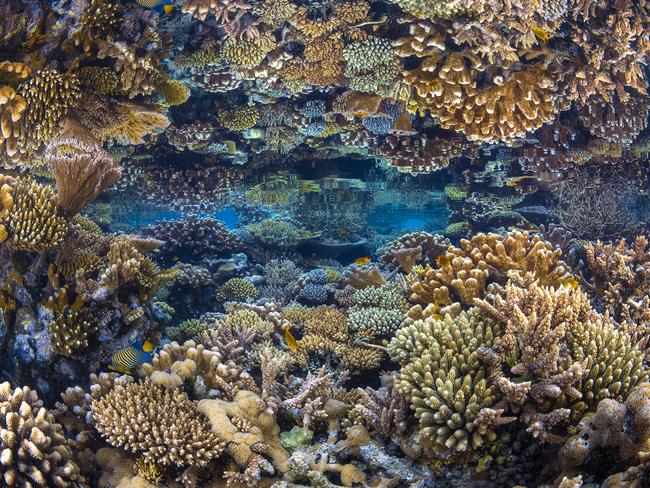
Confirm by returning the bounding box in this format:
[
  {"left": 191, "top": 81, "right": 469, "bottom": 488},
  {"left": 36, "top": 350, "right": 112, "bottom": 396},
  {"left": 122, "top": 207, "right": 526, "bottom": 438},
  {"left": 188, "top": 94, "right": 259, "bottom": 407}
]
[
  {"left": 109, "top": 340, "right": 154, "bottom": 374},
  {"left": 136, "top": 0, "right": 175, "bottom": 14}
]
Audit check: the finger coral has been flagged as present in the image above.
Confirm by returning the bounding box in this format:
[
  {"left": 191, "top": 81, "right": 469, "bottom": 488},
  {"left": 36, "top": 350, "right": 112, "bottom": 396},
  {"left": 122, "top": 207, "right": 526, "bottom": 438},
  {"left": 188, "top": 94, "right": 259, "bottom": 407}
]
[
  {"left": 4, "top": 178, "right": 67, "bottom": 253},
  {"left": 91, "top": 378, "right": 225, "bottom": 467},
  {"left": 388, "top": 308, "right": 507, "bottom": 454},
  {"left": 15, "top": 69, "right": 81, "bottom": 154},
  {"left": 0, "top": 381, "right": 84, "bottom": 487},
  {"left": 0, "top": 85, "right": 27, "bottom": 165}
]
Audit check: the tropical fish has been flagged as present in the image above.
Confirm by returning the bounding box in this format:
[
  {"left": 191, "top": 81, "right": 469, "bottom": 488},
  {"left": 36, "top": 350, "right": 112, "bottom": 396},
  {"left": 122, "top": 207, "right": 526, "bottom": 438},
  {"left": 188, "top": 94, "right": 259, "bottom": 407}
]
[
  {"left": 432, "top": 313, "right": 442, "bottom": 320},
  {"left": 109, "top": 340, "right": 155, "bottom": 374},
  {"left": 172, "top": 256, "right": 180, "bottom": 262},
  {"left": 285, "top": 324, "right": 298, "bottom": 351},
  {"left": 352, "top": 112, "right": 369, "bottom": 118},
  {"left": 562, "top": 276, "right": 579, "bottom": 290},
  {"left": 136, "top": 0, "right": 175, "bottom": 15},
  {"left": 436, "top": 254, "right": 452, "bottom": 268},
  {"left": 532, "top": 26, "right": 550, "bottom": 43},
  {"left": 355, "top": 257, "right": 372, "bottom": 265}
]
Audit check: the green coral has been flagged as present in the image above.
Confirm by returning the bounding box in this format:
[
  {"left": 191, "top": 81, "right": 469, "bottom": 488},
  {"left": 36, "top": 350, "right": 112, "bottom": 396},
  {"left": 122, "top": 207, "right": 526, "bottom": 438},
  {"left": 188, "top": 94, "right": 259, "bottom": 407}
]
[
  {"left": 343, "top": 36, "right": 400, "bottom": 96},
  {"left": 347, "top": 283, "right": 409, "bottom": 336},
  {"left": 179, "top": 319, "right": 211, "bottom": 338},
  {"left": 388, "top": 308, "right": 503, "bottom": 454},
  {"left": 216, "top": 278, "right": 259, "bottom": 303},
  {"left": 246, "top": 219, "right": 317, "bottom": 247}
]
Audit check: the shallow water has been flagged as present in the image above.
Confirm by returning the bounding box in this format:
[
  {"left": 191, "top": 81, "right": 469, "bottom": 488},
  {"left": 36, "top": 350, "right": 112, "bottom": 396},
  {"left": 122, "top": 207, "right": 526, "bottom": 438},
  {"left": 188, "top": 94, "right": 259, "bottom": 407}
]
[{"left": 0, "top": 1, "right": 649, "bottom": 487}]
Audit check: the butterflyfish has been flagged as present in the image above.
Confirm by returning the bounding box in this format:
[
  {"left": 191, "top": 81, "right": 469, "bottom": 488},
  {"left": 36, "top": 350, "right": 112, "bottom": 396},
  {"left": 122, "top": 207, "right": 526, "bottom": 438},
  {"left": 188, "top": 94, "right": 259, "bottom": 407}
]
[
  {"left": 562, "top": 276, "right": 579, "bottom": 290},
  {"left": 109, "top": 340, "right": 155, "bottom": 374},
  {"left": 532, "top": 26, "right": 550, "bottom": 43},
  {"left": 355, "top": 257, "right": 372, "bottom": 265},
  {"left": 285, "top": 324, "right": 298, "bottom": 351}
]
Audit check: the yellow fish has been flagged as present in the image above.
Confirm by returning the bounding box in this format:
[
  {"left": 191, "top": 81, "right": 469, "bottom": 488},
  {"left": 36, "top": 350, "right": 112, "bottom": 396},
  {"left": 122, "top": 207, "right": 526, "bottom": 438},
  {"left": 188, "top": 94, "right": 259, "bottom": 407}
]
[
  {"left": 355, "top": 257, "right": 372, "bottom": 265},
  {"left": 352, "top": 112, "right": 369, "bottom": 118},
  {"left": 432, "top": 313, "right": 442, "bottom": 320},
  {"left": 532, "top": 26, "right": 550, "bottom": 43},
  {"left": 285, "top": 324, "right": 298, "bottom": 351},
  {"left": 562, "top": 276, "right": 579, "bottom": 290},
  {"left": 109, "top": 340, "right": 155, "bottom": 374},
  {"left": 436, "top": 254, "right": 452, "bottom": 268}
]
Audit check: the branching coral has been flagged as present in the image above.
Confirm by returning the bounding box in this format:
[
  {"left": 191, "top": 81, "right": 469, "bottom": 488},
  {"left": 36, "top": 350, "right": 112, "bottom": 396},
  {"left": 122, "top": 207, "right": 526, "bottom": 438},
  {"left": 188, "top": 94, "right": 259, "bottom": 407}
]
[
  {"left": 379, "top": 231, "right": 450, "bottom": 272},
  {"left": 0, "top": 382, "right": 84, "bottom": 487},
  {"left": 91, "top": 378, "right": 225, "bottom": 467},
  {"left": 347, "top": 283, "right": 409, "bottom": 337},
  {"left": 15, "top": 69, "right": 81, "bottom": 154},
  {"left": 0, "top": 85, "right": 27, "bottom": 165},
  {"left": 4, "top": 177, "right": 67, "bottom": 252},
  {"left": 217, "top": 277, "right": 259, "bottom": 303},
  {"left": 218, "top": 105, "right": 260, "bottom": 131},
  {"left": 140, "top": 340, "right": 256, "bottom": 400},
  {"left": 388, "top": 308, "right": 506, "bottom": 454},
  {"left": 293, "top": 306, "right": 384, "bottom": 372},
  {"left": 408, "top": 230, "right": 571, "bottom": 314}
]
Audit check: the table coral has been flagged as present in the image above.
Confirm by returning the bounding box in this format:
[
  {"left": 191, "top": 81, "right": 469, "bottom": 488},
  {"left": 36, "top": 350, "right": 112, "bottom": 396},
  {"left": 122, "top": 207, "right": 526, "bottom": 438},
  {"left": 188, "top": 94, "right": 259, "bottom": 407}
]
[{"left": 91, "top": 378, "right": 225, "bottom": 468}]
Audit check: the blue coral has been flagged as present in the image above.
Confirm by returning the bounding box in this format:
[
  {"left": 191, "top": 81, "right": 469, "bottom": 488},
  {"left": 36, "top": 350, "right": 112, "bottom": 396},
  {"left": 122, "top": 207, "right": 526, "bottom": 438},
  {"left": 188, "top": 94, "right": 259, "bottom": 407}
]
[{"left": 297, "top": 283, "right": 329, "bottom": 304}]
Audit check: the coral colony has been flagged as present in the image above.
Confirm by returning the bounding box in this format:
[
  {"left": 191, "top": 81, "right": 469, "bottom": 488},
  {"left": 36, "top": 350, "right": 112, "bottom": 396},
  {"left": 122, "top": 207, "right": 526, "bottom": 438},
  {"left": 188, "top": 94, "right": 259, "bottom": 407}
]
[{"left": 0, "top": 0, "right": 650, "bottom": 487}]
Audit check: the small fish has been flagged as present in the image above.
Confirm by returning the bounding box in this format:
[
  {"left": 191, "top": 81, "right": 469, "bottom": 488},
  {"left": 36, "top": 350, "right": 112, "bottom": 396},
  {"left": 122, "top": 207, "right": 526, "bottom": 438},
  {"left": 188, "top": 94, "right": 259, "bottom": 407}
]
[
  {"left": 432, "top": 313, "right": 443, "bottom": 320},
  {"left": 532, "top": 26, "right": 550, "bottom": 43},
  {"left": 109, "top": 340, "right": 155, "bottom": 374},
  {"left": 562, "top": 276, "right": 579, "bottom": 290},
  {"left": 355, "top": 257, "right": 372, "bottom": 265},
  {"left": 436, "top": 254, "right": 452, "bottom": 268},
  {"left": 136, "top": 0, "right": 175, "bottom": 14},
  {"left": 352, "top": 112, "right": 369, "bottom": 118},
  {"left": 285, "top": 324, "right": 298, "bottom": 351},
  {"left": 172, "top": 256, "right": 180, "bottom": 262}
]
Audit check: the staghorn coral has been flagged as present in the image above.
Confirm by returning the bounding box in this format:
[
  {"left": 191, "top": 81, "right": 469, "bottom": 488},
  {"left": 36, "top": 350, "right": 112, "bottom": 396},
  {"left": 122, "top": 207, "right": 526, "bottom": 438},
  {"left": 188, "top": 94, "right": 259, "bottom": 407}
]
[
  {"left": 4, "top": 177, "right": 67, "bottom": 253},
  {"left": 44, "top": 136, "right": 121, "bottom": 217},
  {"left": 0, "top": 382, "right": 84, "bottom": 487},
  {"left": 388, "top": 308, "right": 506, "bottom": 455},
  {"left": 408, "top": 230, "right": 571, "bottom": 310},
  {"left": 91, "top": 378, "right": 225, "bottom": 467},
  {"left": 379, "top": 231, "right": 450, "bottom": 272},
  {"left": 476, "top": 273, "right": 648, "bottom": 425}
]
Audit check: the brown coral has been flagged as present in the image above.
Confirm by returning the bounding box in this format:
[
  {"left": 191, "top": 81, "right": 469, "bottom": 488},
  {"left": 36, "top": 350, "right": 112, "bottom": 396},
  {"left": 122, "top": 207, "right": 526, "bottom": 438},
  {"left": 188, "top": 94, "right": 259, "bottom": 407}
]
[
  {"left": 44, "top": 136, "right": 121, "bottom": 217},
  {"left": 5, "top": 178, "right": 67, "bottom": 252},
  {"left": 0, "top": 382, "right": 84, "bottom": 487},
  {"left": 0, "top": 85, "right": 27, "bottom": 165},
  {"left": 91, "top": 379, "right": 225, "bottom": 467}
]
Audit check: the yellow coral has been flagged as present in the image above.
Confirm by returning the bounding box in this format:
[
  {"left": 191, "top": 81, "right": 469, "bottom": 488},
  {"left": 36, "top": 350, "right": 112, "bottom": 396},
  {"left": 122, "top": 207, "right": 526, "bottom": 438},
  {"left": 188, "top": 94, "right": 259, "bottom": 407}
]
[
  {"left": 5, "top": 178, "right": 68, "bottom": 252},
  {"left": 0, "top": 85, "right": 28, "bottom": 164},
  {"left": 218, "top": 105, "right": 260, "bottom": 131}
]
